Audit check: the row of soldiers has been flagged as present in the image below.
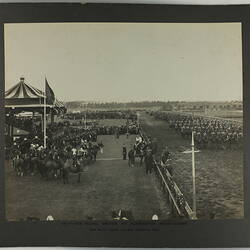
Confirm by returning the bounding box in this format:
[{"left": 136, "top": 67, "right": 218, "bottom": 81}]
[
  {"left": 64, "top": 123, "right": 139, "bottom": 137},
  {"left": 96, "top": 123, "right": 139, "bottom": 136},
  {"left": 64, "top": 110, "right": 138, "bottom": 120},
  {"left": 63, "top": 127, "right": 98, "bottom": 143},
  {"left": 151, "top": 111, "right": 243, "bottom": 149}
]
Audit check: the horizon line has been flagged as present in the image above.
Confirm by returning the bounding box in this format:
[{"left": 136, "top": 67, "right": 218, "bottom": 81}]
[{"left": 64, "top": 100, "right": 243, "bottom": 103}]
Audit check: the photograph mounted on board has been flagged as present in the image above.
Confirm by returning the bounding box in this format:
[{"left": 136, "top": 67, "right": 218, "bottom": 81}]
[{"left": 4, "top": 22, "right": 243, "bottom": 221}]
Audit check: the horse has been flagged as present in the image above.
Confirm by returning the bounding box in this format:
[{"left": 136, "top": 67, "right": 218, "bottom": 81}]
[
  {"left": 62, "top": 158, "right": 82, "bottom": 184},
  {"left": 12, "top": 154, "right": 25, "bottom": 176},
  {"left": 43, "top": 157, "right": 64, "bottom": 180},
  {"left": 135, "top": 149, "right": 145, "bottom": 166},
  {"left": 27, "top": 154, "right": 47, "bottom": 177},
  {"left": 28, "top": 151, "right": 47, "bottom": 178},
  {"left": 22, "top": 153, "right": 32, "bottom": 176},
  {"left": 134, "top": 141, "right": 147, "bottom": 166},
  {"left": 29, "top": 155, "right": 41, "bottom": 176}
]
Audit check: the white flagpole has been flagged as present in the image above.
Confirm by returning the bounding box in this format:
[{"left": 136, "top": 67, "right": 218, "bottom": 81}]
[
  {"left": 191, "top": 131, "right": 197, "bottom": 218},
  {"left": 44, "top": 78, "right": 46, "bottom": 149}
]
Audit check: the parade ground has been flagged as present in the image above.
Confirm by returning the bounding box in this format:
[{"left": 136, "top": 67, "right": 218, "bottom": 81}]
[
  {"left": 139, "top": 112, "right": 244, "bottom": 219},
  {"left": 5, "top": 113, "right": 244, "bottom": 220},
  {"left": 6, "top": 129, "right": 170, "bottom": 221}
]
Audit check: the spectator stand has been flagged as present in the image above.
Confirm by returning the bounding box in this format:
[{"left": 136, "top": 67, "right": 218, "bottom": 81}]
[{"left": 5, "top": 77, "right": 66, "bottom": 143}]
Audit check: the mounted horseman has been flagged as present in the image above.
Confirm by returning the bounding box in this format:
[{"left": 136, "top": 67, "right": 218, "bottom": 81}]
[
  {"left": 43, "top": 151, "right": 64, "bottom": 180},
  {"left": 62, "top": 156, "right": 83, "bottom": 184},
  {"left": 12, "top": 150, "right": 25, "bottom": 176},
  {"left": 133, "top": 136, "right": 147, "bottom": 166}
]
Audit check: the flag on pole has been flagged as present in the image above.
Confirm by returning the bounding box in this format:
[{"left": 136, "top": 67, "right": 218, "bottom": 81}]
[
  {"left": 44, "top": 78, "right": 47, "bottom": 148},
  {"left": 45, "top": 78, "right": 55, "bottom": 105}
]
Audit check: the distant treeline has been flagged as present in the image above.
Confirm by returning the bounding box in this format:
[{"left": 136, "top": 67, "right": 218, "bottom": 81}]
[
  {"left": 65, "top": 101, "right": 173, "bottom": 109},
  {"left": 65, "top": 100, "right": 242, "bottom": 111}
]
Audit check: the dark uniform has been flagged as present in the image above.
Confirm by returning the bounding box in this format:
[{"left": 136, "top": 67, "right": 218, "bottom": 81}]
[
  {"left": 122, "top": 145, "right": 127, "bottom": 160},
  {"left": 144, "top": 150, "right": 154, "bottom": 174},
  {"left": 128, "top": 149, "right": 135, "bottom": 167},
  {"left": 161, "top": 149, "right": 172, "bottom": 175},
  {"left": 151, "top": 139, "right": 158, "bottom": 155}
]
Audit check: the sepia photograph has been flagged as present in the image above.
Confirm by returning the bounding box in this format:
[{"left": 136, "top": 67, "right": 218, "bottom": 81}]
[{"left": 4, "top": 22, "right": 243, "bottom": 221}]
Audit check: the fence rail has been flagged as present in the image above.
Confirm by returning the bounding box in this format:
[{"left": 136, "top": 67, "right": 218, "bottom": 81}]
[{"left": 139, "top": 126, "right": 196, "bottom": 220}]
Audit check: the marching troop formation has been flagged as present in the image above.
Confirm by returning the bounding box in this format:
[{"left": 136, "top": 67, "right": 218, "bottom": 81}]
[
  {"left": 95, "top": 122, "right": 139, "bottom": 136},
  {"left": 149, "top": 111, "right": 243, "bottom": 149}
]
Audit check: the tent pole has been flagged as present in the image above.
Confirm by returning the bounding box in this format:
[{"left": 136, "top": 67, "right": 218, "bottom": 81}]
[
  {"left": 41, "top": 113, "right": 43, "bottom": 132},
  {"left": 44, "top": 80, "right": 46, "bottom": 149}
]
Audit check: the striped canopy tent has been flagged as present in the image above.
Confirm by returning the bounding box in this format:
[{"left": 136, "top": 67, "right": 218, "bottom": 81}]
[{"left": 5, "top": 77, "right": 66, "bottom": 113}]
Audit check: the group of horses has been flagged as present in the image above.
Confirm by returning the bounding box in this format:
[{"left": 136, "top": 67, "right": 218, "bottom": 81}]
[{"left": 11, "top": 146, "right": 100, "bottom": 184}]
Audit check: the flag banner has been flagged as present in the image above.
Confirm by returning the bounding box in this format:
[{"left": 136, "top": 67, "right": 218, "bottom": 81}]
[{"left": 45, "top": 78, "right": 55, "bottom": 105}]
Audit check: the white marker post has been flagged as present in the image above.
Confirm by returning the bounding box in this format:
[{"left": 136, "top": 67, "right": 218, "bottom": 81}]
[
  {"left": 191, "top": 131, "right": 196, "bottom": 218},
  {"left": 182, "top": 132, "right": 199, "bottom": 219}
]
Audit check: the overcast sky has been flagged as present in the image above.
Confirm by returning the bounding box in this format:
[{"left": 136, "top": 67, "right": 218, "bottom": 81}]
[{"left": 4, "top": 22, "right": 242, "bottom": 102}]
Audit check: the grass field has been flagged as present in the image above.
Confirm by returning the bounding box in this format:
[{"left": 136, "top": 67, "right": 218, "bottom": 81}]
[
  {"left": 138, "top": 112, "right": 244, "bottom": 219},
  {"left": 6, "top": 122, "right": 170, "bottom": 221}
]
